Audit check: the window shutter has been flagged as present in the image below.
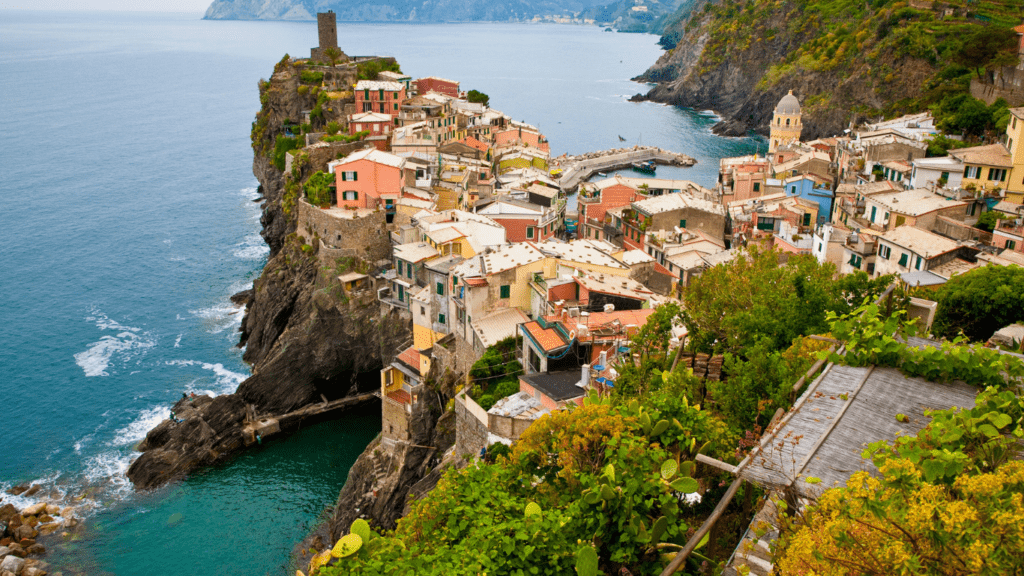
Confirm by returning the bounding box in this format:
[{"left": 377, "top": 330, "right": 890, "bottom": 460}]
[
  {"left": 438, "top": 314, "right": 445, "bottom": 324},
  {"left": 500, "top": 285, "right": 510, "bottom": 299},
  {"left": 898, "top": 253, "right": 908, "bottom": 267},
  {"left": 436, "top": 282, "right": 444, "bottom": 295},
  {"left": 341, "top": 172, "right": 347, "bottom": 182},
  {"left": 353, "top": 172, "right": 357, "bottom": 182}
]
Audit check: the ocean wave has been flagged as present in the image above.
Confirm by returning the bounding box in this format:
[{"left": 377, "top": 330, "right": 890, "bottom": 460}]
[
  {"left": 190, "top": 302, "right": 244, "bottom": 334},
  {"left": 166, "top": 360, "right": 247, "bottom": 396},
  {"left": 111, "top": 405, "right": 169, "bottom": 447},
  {"left": 234, "top": 233, "right": 269, "bottom": 260},
  {"left": 73, "top": 310, "right": 156, "bottom": 377}
]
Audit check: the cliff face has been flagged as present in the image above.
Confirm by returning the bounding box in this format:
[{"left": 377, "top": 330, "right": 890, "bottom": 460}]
[
  {"left": 127, "top": 57, "right": 409, "bottom": 490},
  {"left": 634, "top": 0, "right": 967, "bottom": 139}
]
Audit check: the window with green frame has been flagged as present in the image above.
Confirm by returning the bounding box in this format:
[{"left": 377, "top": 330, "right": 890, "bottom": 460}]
[
  {"left": 679, "top": 219, "right": 687, "bottom": 228},
  {"left": 396, "top": 260, "right": 403, "bottom": 275},
  {"left": 802, "top": 213, "right": 811, "bottom": 226},
  {"left": 898, "top": 253, "right": 908, "bottom": 267},
  {"left": 526, "top": 226, "right": 534, "bottom": 239},
  {"left": 500, "top": 285, "right": 510, "bottom": 298},
  {"left": 438, "top": 313, "right": 446, "bottom": 324},
  {"left": 1008, "top": 240, "right": 1017, "bottom": 250},
  {"left": 436, "top": 282, "right": 444, "bottom": 295}
]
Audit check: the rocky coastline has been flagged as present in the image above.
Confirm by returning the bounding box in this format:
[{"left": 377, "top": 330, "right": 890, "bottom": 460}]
[
  {"left": 0, "top": 496, "right": 82, "bottom": 576},
  {"left": 125, "top": 54, "right": 458, "bottom": 572}
]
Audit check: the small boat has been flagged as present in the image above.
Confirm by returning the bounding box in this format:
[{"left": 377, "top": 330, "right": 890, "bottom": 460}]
[{"left": 631, "top": 160, "right": 656, "bottom": 174}]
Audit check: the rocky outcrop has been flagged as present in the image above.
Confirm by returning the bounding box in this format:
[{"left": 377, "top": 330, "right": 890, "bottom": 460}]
[
  {"left": 633, "top": 4, "right": 938, "bottom": 140},
  {"left": 327, "top": 405, "right": 456, "bottom": 540},
  {"left": 127, "top": 57, "right": 409, "bottom": 490},
  {"left": 0, "top": 499, "right": 81, "bottom": 574}
]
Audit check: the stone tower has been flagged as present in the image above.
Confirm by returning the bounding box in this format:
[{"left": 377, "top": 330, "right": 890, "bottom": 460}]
[
  {"left": 318, "top": 11, "right": 338, "bottom": 51},
  {"left": 769, "top": 90, "right": 803, "bottom": 153},
  {"left": 311, "top": 11, "right": 345, "bottom": 62}
]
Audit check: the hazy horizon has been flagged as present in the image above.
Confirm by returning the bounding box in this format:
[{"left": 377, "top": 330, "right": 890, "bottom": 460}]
[{"left": 0, "top": 1, "right": 209, "bottom": 12}]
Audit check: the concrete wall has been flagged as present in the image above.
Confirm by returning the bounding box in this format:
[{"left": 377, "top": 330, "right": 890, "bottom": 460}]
[{"left": 648, "top": 208, "right": 726, "bottom": 241}]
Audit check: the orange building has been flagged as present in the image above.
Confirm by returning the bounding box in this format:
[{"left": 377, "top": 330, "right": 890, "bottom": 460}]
[
  {"left": 329, "top": 148, "right": 408, "bottom": 210},
  {"left": 354, "top": 80, "right": 406, "bottom": 118}
]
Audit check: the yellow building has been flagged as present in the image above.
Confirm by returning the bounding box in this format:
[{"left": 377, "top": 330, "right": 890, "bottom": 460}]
[
  {"left": 769, "top": 90, "right": 803, "bottom": 153},
  {"left": 1005, "top": 107, "right": 1024, "bottom": 203},
  {"left": 950, "top": 144, "right": 1011, "bottom": 195}
]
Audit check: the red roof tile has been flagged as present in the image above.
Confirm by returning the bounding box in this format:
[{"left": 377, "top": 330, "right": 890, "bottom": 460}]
[
  {"left": 388, "top": 389, "right": 412, "bottom": 404},
  {"left": 464, "top": 277, "right": 489, "bottom": 287},
  {"left": 396, "top": 346, "right": 421, "bottom": 375},
  {"left": 523, "top": 321, "right": 568, "bottom": 352},
  {"left": 458, "top": 136, "right": 490, "bottom": 152}
]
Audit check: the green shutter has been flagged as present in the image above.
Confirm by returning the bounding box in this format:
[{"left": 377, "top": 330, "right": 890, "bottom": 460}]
[
  {"left": 353, "top": 191, "right": 358, "bottom": 200},
  {"left": 340, "top": 172, "right": 346, "bottom": 182},
  {"left": 500, "top": 285, "right": 510, "bottom": 298},
  {"left": 398, "top": 285, "right": 404, "bottom": 301},
  {"left": 915, "top": 256, "right": 922, "bottom": 270},
  {"left": 436, "top": 282, "right": 444, "bottom": 295},
  {"left": 438, "top": 313, "right": 445, "bottom": 324},
  {"left": 397, "top": 261, "right": 403, "bottom": 275},
  {"left": 870, "top": 206, "right": 877, "bottom": 221},
  {"left": 679, "top": 219, "right": 686, "bottom": 228},
  {"left": 898, "top": 253, "right": 908, "bottom": 267},
  {"left": 353, "top": 172, "right": 357, "bottom": 182},
  {"left": 527, "top": 227, "right": 534, "bottom": 239},
  {"left": 803, "top": 213, "right": 811, "bottom": 226},
  {"left": 364, "top": 89, "right": 369, "bottom": 100}
]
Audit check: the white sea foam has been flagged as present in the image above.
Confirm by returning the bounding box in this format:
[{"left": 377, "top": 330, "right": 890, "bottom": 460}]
[
  {"left": 111, "top": 406, "right": 169, "bottom": 447},
  {"left": 174, "top": 334, "right": 182, "bottom": 347},
  {"left": 234, "top": 233, "right": 269, "bottom": 260},
  {"left": 166, "top": 360, "right": 247, "bottom": 396},
  {"left": 191, "top": 302, "right": 244, "bottom": 334},
  {"left": 74, "top": 310, "right": 156, "bottom": 377}
]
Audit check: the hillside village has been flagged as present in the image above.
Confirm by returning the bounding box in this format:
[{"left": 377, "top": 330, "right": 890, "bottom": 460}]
[{"left": 249, "top": 13, "right": 1024, "bottom": 576}]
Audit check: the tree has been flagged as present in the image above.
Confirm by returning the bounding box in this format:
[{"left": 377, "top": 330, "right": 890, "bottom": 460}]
[
  {"left": 974, "top": 210, "right": 1010, "bottom": 233},
  {"left": 324, "top": 47, "right": 343, "bottom": 66},
  {"left": 304, "top": 171, "right": 334, "bottom": 207},
  {"left": 954, "top": 27, "right": 1018, "bottom": 80},
  {"left": 681, "top": 245, "right": 849, "bottom": 355},
  {"left": 933, "top": 265, "right": 1024, "bottom": 342},
  {"left": 466, "top": 89, "right": 490, "bottom": 106}
]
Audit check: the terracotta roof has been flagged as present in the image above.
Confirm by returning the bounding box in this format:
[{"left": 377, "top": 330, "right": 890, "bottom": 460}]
[
  {"left": 464, "top": 277, "right": 488, "bottom": 287},
  {"left": 388, "top": 389, "right": 412, "bottom": 404},
  {"left": 458, "top": 137, "right": 489, "bottom": 152},
  {"left": 581, "top": 308, "right": 656, "bottom": 330},
  {"left": 396, "top": 346, "right": 421, "bottom": 374},
  {"left": 523, "top": 321, "right": 568, "bottom": 352}
]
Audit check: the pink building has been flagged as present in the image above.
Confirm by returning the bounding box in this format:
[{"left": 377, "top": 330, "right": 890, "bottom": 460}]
[
  {"left": 354, "top": 81, "right": 406, "bottom": 118},
  {"left": 993, "top": 221, "right": 1023, "bottom": 253},
  {"left": 329, "top": 148, "right": 408, "bottom": 209},
  {"left": 494, "top": 126, "right": 550, "bottom": 154},
  {"left": 578, "top": 179, "right": 647, "bottom": 241},
  {"left": 414, "top": 76, "right": 459, "bottom": 98}
]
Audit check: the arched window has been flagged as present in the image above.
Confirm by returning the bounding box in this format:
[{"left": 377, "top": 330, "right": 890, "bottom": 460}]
[
  {"left": 777, "top": 118, "right": 781, "bottom": 126},
  {"left": 786, "top": 118, "right": 791, "bottom": 127}
]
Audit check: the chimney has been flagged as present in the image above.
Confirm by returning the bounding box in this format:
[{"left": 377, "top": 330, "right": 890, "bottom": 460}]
[
  {"left": 599, "top": 350, "right": 607, "bottom": 368},
  {"left": 579, "top": 364, "right": 591, "bottom": 389}
]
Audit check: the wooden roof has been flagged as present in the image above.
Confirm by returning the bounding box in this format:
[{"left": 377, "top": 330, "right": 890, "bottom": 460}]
[{"left": 740, "top": 362, "right": 978, "bottom": 499}]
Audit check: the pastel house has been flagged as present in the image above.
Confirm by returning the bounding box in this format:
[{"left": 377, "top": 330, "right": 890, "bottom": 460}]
[
  {"left": 328, "top": 148, "right": 408, "bottom": 210},
  {"left": 354, "top": 80, "right": 406, "bottom": 118}
]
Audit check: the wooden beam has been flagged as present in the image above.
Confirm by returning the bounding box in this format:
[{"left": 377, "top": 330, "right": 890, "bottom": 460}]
[
  {"left": 658, "top": 477, "right": 744, "bottom": 576},
  {"left": 696, "top": 453, "right": 736, "bottom": 475}
]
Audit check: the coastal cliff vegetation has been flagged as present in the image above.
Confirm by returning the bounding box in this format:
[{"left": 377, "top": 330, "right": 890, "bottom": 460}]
[{"left": 641, "top": 0, "right": 1024, "bottom": 138}]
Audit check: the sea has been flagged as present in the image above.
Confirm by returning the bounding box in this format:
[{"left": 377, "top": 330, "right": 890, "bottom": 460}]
[{"left": 0, "top": 10, "right": 758, "bottom": 575}]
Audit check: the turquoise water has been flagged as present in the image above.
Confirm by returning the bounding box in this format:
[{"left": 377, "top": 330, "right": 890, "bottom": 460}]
[{"left": 0, "top": 11, "right": 756, "bottom": 574}]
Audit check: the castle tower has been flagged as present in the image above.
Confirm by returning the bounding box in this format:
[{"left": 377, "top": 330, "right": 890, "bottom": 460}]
[
  {"left": 311, "top": 11, "right": 345, "bottom": 62},
  {"left": 317, "top": 11, "right": 337, "bottom": 51},
  {"left": 769, "top": 90, "right": 802, "bottom": 153}
]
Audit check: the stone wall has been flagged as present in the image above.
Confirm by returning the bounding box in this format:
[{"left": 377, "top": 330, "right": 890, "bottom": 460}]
[
  {"left": 488, "top": 412, "right": 533, "bottom": 440},
  {"left": 382, "top": 396, "right": 410, "bottom": 444},
  {"left": 297, "top": 199, "right": 392, "bottom": 264},
  {"left": 454, "top": 392, "right": 488, "bottom": 459},
  {"left": 304, "top": 141, "right": 369, "bottom": 173}
]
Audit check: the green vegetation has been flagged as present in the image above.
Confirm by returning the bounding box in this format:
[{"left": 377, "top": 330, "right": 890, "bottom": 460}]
[
  {"left": 324, "top": 47, "right": 344, "bottom": 66},
  {"left": 827, "top": 303, "right": 1024, "bottom": 388},
  {"left": 357, "top": 59, "right": 401, "bottom": 81},
  {"left": 681, "top": 245, "right": 893, "bottom": 354},
  {"left": 300, "top": 70, "right": 325, "bottom": 85},
  {"left": 925, "top": 133, "right": 971, "bottom": 156},
  {"left": 975, "top": 209, "right": 1013, "bottom": 232},
  {"left": 468, "top": 336, "right": 522, "bottom": 410},
  {"left": 687, "top": 0, "right": 1024, "bottom": 129},
  {"left": 304, "top": 171, "right": 334, "bottom": 208},
  {"left": 322, "top": 130, "right": 369, "bottom": 143},
  {"left": 317, "top": 383, "right": 736, "bottom": 576},
  {"left": 272, "top": 135, "right": 301, "bottom": 172},
  {"left": 325, "top": 121, "right": 341, "bottom": 136},
  {"left": 932, "top": 265, "right": 1024, "bottom": 342},
  {"left": 466, "top": 89, "right": 490, "bottom": 106}
]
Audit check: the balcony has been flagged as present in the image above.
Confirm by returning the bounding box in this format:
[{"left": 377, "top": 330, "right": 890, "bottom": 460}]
[{"left": 377, "top": 287, "right": 409, "bottom": 310}]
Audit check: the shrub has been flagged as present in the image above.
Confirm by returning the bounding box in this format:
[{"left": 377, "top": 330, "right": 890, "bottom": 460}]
[
  {"left": 326, "top": 121, "right": 341, "bottom": 135},
  {"left": 300, "top": 70, "right": 324, "bottom": 85}
]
